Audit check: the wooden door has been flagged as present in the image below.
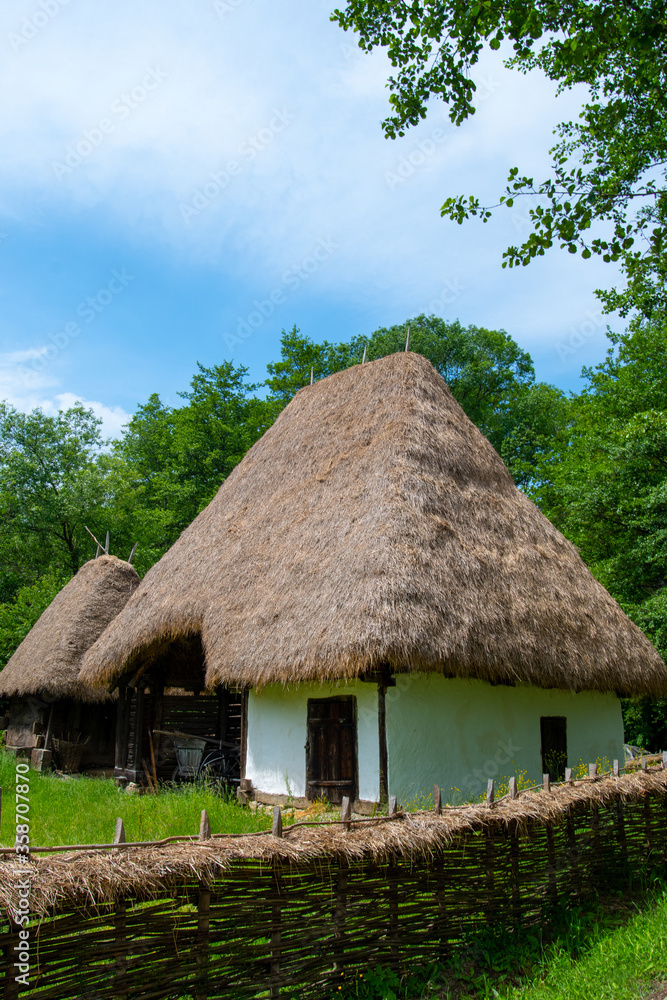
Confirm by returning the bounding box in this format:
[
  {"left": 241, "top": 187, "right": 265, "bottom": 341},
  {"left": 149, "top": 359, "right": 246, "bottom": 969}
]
[
  {"left": 306, "top": 697, "right": 357, "bottom": 804},
  {"left": 540, "top": 716, "right": 567, "bottom": 781}
]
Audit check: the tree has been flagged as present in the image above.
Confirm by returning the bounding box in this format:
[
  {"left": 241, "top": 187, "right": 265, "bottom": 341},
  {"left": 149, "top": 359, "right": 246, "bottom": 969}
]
[
  {"left": 265, "top": 326, "right": 357, "bottom": 404},
  {"left": 115, "top": 361, "right": 276, "bottom": 564},
  {"left": 0, "top": 403, "right": 106, "bottom": 578},
  {"left": 0, "top": 571, "right": 67, "bottom": 670},
  {"left": 331, "top": 1, "right": 667, "bottom": 317},
  {"left": 527, "top": 317, "right": 667, "bottom": 749}
]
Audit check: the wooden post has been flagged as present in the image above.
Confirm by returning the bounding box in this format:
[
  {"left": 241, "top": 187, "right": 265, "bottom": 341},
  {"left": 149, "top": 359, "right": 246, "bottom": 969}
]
[
  {"left": 662, "top": 750, "right": 667, "bottom": 771},
  {"left": 195, "top": 882, "right": 211, "bottom": 1000},
  {"left": 565, "top": 767, "right": 573, "bottom": 785},
  {"left": 484, "top": 828, "right": 495, "bottom": 925},
  {"left": 114, "top": 818, "right": 126, "bottom": 845},
  {"left": 43, "top": 703, "right": 55, "bottom": 752},
  {"left": 588, "top": 763, "right": 597, "bottom": 779},
  {"left": 510, "top": 823, "right": 521, "bottom": 923},
  {"left": 566, "top": 806, "right": 582, "bottom": 897},
  {"left": 269, "top": 863, "right": 282, "bottom": 1000},
  {"left": 239, "top": 689, "right": 249, "bottom": 784},
  {"left": 4, "top": 922, "right": 20, "bottom": 1000},
  {"left": 132, "top": 682, "right": 146, "bottom": 780},
  {"left": 151, "top": 675, "right": 165, "bottom": 769},
  {"left": 388, "top": 858, "right": 399, "bottom": 970},
  {"left": 378, "top": 682, "right": 388, "bottom": 806},
  {"left": 543, "top": 774, "right": 550, "bottom": 794},
  {"left": 644, "top": 794, "right": 652, "bottom": 850},
  {"left": 272, "top": 806, "right": 283, "bottom": 839},
  {"left": 114, "top": 898, "right": 128, "bottom": 999},
  {"left": 613, "top": 759, "right": 620, "bottom": 777},
  {"left": 217, "top": 687, "right": 230, "bottom": 746},
  {"left": 388, "top": 795, "right": 398, "bottom": 817},
  {"left": 486, "top": 779, "right": 494, "bottom": 806},
  {"left": 199, "top": 809, "right": 211, "bottom": 841},
  {"left": 115, "top": 682, "right": 129, "bottom": 772},
  {"left": 641, "top": 756, "right": 648, "bottom": 772},
  {"left": 434, "top": 851, "right": 448, "bottom": 961},
  {"left": 545, "top": 821, "right": 557, "bottom": 909},
  {"left": 509, "top": 776, "right": 517, "bottom": 800},
  {"left": 341, "top": 796, "right": 351, "bottom": 832},
  {"left": 433, "top": 784, "right": 442, "bottom": 816},
  {"left": 333, "top": 859, "right": 348, "bottom": 971}
]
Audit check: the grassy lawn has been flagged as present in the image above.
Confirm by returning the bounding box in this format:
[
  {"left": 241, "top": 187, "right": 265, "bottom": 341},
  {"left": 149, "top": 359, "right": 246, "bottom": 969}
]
[
  {"left": 328, "top": 888, "right": 667, "bottom": 999},
  {"left": 0, "top": 749, "right": 271, "bottom": 846}
]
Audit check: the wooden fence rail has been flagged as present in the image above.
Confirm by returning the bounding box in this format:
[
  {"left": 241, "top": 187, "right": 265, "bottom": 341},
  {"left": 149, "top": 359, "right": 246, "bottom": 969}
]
[{"left": 1, "top": 773, "right": 667, "bottom": 999}]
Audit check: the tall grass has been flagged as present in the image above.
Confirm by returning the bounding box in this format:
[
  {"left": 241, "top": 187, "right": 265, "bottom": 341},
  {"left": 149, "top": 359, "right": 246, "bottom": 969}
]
[{"left": 0, "top": 751, "right": 271, "bottom": 846}]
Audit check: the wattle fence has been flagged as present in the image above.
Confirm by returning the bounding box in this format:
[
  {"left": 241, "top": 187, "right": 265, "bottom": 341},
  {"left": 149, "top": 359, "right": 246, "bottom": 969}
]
[{"left": 1, "top": 769, "right": 667, "bottom": 1000}]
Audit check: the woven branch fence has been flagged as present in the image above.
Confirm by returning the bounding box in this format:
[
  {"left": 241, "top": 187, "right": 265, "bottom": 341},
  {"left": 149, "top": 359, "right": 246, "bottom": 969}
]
[{"left": 2, "top": 770, "right": 667, "bottom": 1000}]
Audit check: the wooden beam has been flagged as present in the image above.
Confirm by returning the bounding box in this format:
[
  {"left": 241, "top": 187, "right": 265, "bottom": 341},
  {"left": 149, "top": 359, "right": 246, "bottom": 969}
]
[
  {"left": 239, "top": 688, "right": 249, "bottom": 783},
  {"left": 378, "top": 680, "right": 388, "bottom": 806}
]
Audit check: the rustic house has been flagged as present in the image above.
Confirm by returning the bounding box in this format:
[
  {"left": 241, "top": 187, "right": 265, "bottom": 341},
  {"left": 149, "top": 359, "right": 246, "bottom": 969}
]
[
  {"left": 80, "top": 352, "right": 667, "bottom": 806},
  {"left": 0, "top": 554, "right": 139, "bottom": 771}
]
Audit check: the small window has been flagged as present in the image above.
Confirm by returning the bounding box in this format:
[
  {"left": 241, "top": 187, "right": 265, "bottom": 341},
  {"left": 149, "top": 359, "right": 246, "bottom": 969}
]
[{"left": 540, "top": 716, "right": 567, "bottom": 781}]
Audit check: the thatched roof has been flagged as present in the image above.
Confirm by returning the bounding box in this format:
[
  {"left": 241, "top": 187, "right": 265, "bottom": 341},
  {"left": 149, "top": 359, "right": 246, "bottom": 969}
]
[
  {"left": 80, "top": 352, "right": 667, "bottom": 697},
  {"left": 0, "top": 555, "right": 140, "bottom": 703}
]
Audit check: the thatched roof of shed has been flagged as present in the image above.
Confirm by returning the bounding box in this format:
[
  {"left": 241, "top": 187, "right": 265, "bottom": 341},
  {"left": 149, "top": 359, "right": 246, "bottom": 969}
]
[
  {"left": 81, "top": 353, "right": 667, "bottom": 697},
  {"left": 0, "top": 555, "right": 140, "bottom": 703}
]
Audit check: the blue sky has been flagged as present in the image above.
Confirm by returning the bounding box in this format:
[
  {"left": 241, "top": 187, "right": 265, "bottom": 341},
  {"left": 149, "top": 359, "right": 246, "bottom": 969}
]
[{"left": 0, "top": 0, "right": 621, "bottom": 437}]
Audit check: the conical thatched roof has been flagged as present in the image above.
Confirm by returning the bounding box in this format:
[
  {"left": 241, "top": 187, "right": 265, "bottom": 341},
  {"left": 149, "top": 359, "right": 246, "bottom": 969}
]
[
  {"left": 81, "top": 353, "right": 667, "bottom": 697},
  {"left": 0, "top": 555, "right": 140, "bottom": 703}
]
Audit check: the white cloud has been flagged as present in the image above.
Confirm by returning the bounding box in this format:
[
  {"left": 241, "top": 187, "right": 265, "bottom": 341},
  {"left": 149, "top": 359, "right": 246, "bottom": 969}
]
[{"left": 0, "top": 348, "right": 130, "bottom": 439}]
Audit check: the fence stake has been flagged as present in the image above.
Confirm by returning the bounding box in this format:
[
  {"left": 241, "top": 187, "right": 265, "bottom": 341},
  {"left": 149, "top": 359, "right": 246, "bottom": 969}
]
[
  {"left": 565, "top": 767, "right": 573, "bottom": 785},
  {"left": 388, "top": 795, "right": 398, "bottom": 817},
  {"left": 663, "top": 750, "right": 667, "bottom": 771},
  {"left": 199, "top": 809, "right": 211, "bottom": 841},
  {"left": 114, "top": 818, "right": 126, "bottom": 845},
  {"left": 486, "top": 779, "right": 494, "bottom": 806},
  {"left": 508, "top": 776, "right": 517, "bottom": 800},
  {"left": 196, "top": 881, "right": 211, "bottom": 1000},
  {"left": 613, "top": 759, "right": 620, "bottom": 777},
  {"left": 543, "top": 774, "right": 550, "bottom": 794},
  {"left": 341, "top": 796, "right": 351, "bottom": 832},
  {"left": 114, "top": 898, "right": 128, "bottom": 999},
  {"left": 641, "top": 756, "right": 648, "bottom": 772},
  {"left": 333, "top": 859, "right": 348, "bottom": 970},
  {"left": 272, "top": 806, "right": 283, "bottom": 839},
  {"left": 588, "top": 763, "right": 597, "bottom": 779},
  {"left": 433, "top": 784, "right": 442, "bottom": 816},
  {"left": 270, "top": 862, "right": 282, "bottom": 999}
]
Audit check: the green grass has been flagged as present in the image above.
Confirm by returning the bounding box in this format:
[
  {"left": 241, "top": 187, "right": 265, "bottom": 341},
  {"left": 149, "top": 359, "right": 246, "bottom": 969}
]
[
  {"left": 326, "top": 888, "right": 667, "bottom": 999},
  {"left": 493, "top": 891, "right": 667, "bottom": 1000},
  {"left": 0, "top": 750, "right": 271, "bottom": 846}
]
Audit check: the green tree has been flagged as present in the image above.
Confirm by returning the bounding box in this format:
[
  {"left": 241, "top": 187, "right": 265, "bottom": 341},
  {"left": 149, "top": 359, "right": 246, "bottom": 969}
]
[
  {"left": 0, "top": 403, "right": 106, "bottom": 578},
  {"left": 265, "top": 326, "right": 357, "bottom": 404},
  {"left": 528, "top": 317, "right": 667, "bottom": 749},
  {"left": 332, "top": 1, "right": 667, "bottom": 317},
  {"left": 0, "top": 571, "right": 67, "bottom": 670}
]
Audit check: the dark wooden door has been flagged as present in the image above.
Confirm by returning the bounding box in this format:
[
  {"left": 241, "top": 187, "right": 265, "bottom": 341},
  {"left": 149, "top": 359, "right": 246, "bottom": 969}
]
[
  {"left": 540, "top": 716, "right": 567, "bottom": 781},
  {"left": 306, "top": 697, "right": 357, "bottom": 804}
]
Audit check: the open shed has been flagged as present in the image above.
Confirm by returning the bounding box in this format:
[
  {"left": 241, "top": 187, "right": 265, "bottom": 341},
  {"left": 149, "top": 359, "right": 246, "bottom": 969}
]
[{"left": 81, "top": 353, "right": 667, "bottom": 805}]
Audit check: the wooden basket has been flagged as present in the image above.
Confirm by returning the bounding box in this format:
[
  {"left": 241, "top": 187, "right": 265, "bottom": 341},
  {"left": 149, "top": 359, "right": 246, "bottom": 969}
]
[{"left": 52, "top": 736, "right": 89, "bottom": 773}]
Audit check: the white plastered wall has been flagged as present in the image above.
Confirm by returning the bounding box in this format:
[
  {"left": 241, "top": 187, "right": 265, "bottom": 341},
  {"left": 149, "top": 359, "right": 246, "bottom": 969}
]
[
  {"left": 246, "top": 674, "right": 625, "bottom": 806},
  {"left": 385, "top": 674, "right": 625, "bottom": 805},
  {"left": 246, "top": 679, "right": 380, "bottom": 801}
]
